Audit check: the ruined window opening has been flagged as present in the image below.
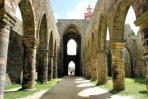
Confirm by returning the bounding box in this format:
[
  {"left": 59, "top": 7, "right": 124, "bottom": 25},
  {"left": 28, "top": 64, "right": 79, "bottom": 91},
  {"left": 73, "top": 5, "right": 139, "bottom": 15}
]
[
  {"left": 106, "top": 28, "right": 110, "bottom": 40},
  {"left": 67, "top": 39, "right": 77, "bottom": 55},
  {"left": 68, "top": 61, "right": 75, "bottom": 76},
  {"left": 125, "top": 6, "right": 139, "bottom": 35},
  {"left": 15, "top": 6, "right": 22, "bottom": 21}
]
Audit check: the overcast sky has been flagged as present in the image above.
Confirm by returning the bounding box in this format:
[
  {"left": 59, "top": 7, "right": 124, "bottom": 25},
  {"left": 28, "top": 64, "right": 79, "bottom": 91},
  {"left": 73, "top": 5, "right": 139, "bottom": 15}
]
[{"left": 15, "top": 0, "right": 140, "bottom": 62}]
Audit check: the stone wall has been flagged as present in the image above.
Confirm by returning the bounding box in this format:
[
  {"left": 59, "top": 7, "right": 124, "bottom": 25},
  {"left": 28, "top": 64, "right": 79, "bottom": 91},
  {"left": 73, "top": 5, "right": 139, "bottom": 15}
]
[
  {"left": 57, "top": 19, "right": 89, "bottom": 77},
  {"left": 6, "top": 29, "right": 24, "bottom": 85}
]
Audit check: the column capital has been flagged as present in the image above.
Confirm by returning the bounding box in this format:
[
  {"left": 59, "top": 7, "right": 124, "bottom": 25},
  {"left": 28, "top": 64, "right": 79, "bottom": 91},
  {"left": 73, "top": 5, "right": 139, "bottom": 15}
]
[
  {"left": 38, "top": 49, "right": 48, "bottom": 54},
  {"left": 23, "top": 38, "right": 40, "bottom": 48},
  {"left": 109, "top": 40, "right": 126, "bottom": 49},
  {"left": 134, "top": 11, "right": 148, "bottom": 26},
  {"left": 1, "top": 13, "right": 16, "bottom": 27}
]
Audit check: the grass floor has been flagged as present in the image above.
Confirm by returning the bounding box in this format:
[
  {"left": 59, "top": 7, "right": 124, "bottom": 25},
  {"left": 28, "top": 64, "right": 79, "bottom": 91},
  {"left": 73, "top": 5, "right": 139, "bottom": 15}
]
[
  {"left": 4, "top": 79, "right": 60, "bottom": 99},
  {"left": 92, "top": 77, "right": 147, "bottom": 99},
  {"left": 5, "top": 84, "right": 21, "bottom": 90}
]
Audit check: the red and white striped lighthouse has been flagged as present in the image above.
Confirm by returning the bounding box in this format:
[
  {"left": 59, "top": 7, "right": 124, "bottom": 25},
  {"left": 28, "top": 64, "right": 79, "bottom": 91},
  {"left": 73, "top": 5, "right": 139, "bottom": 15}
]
[{"left": 84, "top": 4, "right": 92, "bottom": 21}]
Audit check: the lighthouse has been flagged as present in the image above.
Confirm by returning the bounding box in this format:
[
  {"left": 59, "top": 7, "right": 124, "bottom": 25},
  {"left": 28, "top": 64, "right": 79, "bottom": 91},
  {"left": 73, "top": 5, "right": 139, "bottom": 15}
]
[{"left": 84, "top": 5, "right": 93, "bottom": 21}]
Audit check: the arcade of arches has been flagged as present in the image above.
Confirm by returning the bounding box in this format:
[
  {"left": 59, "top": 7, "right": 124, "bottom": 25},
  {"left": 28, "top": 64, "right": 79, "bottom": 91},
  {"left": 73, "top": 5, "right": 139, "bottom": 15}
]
[{"left": 0, "top": 0, "right": 148, "bottom": 99}]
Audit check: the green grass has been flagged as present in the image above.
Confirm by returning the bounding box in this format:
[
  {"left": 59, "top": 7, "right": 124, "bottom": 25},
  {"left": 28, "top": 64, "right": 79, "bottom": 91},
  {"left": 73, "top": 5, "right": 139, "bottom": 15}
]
[
  {"left": 5, "top": 84, "right": 21, "bottom": 90},
  {"left": 4, "top": 79, "right": 60, "bottom": 99},
  {"left": 92, "top": 77, "right": 147, "bottom": 99}
]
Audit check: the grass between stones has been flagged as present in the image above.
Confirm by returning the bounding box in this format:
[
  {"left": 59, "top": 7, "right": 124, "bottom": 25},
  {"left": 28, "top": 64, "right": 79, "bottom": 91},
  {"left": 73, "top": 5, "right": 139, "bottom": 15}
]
[
  {"left": 92, "top": 77, "right": 147, "bottom": 99},
  {"left": 4, "top": 79, "right": 60, "bottom": 99},
  {"left": 5, "top": 84, "right": 21, "bottom": 90}
]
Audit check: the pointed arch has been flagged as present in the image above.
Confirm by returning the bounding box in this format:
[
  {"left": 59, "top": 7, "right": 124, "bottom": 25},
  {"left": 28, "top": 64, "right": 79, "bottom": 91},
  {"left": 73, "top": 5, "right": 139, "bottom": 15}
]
[
  {"left": 98, "top": 15, "right": 108, "bottom": 50},
  {"left": 48, "top": 31, "right": 54, "bottom": 80},
  {"left": 18, "top": 0, "right": 36, "bottom": 37},
  {"left": 111, "top": 0, "right": 130, "bottom": 41},
  {"left": 64, "top": 24, "right": 81, "bottom": 36},
  {"left": 38, "top": 14, "right": 48, "bottom": 49},
  {"left": 49, "top": 31, "right": 54, "bottom": 56},
  {"left": 67, "top": 39, "right": 77, "bottom": 55}
]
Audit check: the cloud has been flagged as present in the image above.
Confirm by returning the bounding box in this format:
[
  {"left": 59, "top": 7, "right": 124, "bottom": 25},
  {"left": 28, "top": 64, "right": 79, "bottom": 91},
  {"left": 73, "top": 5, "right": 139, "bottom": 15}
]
[
  {"left": 54, "top": 13, "right": 59, "bottom": 20},
  {"left": 125, "top": 6, "right": 139, "bottom": 34},
  {"left": 65, "top": 0, "right": 97, "bottom": 19}
]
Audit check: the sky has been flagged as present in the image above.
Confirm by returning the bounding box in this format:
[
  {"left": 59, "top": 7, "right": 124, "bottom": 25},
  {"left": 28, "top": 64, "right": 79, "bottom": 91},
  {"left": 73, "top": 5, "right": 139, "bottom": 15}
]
[
  {"left": 15, "top": 0, "right": 140, "bottom": 58},
  {"left": 50, "top": 0, "right": 97, "bottom": 19}
]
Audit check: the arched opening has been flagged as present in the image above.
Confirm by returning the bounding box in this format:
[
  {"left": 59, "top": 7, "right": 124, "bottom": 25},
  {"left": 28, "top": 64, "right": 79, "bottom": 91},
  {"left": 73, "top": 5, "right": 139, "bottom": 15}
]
[
  {"left": 6, "top": 0, "right": 36, "bottom": 88},
  {"left": 68, "top": 61, "right": 76, "bottom": 76},
  {"left": 15, "top": 5, "right": 22, "bottom": 21},
  {"left": 106, "top": 28, "right": 110, "bottom": 41},
  {"left": 91, "top": 33, "right": 97, "bottom": 80},
  {"left": 37, "top": 14, "right": 48, "bottom": 83},
  {"left": 97, "top": 16, "right": 109, "bottom": 84},
  {"left": 53, "top": 41, "right": 57, "bottom": 78},
  {"left": 62, "top": 24, "right": 81, "bottom": 76},
  {"left": 125, "top": 6, "right": 139, "bottom": 36},
  {"left": 48, "top": 32, "right": 54, "bottom": 80},
  {"left": 67, "top": 39, "right": 77, "bottom": 55}
]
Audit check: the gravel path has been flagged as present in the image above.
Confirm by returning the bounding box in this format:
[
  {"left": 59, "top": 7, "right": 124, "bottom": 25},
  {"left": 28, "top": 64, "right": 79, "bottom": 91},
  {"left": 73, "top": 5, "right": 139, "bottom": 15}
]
[{"left": 39, "top": 76, "right": 135, "bottom": 99}]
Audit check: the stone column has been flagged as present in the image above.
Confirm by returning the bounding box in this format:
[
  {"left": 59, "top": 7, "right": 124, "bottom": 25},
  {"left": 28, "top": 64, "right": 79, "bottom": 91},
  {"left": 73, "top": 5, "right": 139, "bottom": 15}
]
[
  {"left": 0, "top": 21, "right": 11, "bottom": 99},
  {"left": 48, "top": 55, "right": 54, "bottom": 80},
  {"left": 53, "top": 56, "right": 57, "bottom": 78},
  {"left": 97, "top": 50, "right": 107, "bottom": 85},
  {"left": 86, "top": 58, "right": 91, "bottom": 79},
  {"left": 91, "top": 56, "right": 97, "bottom": 81},
  {"left": 83, "top": 61, "right": 87, "bottom": 78},
  {"left": 38, "top": 49, "right": 48, "bottom": 83},
  {"left": 22, "top": 38, "right": 39, "bottom": 89},
  {"left": 134, "top": 11, "right": 148, "bottom": 94},
  {"left": 140, "top": 25, "right": 148, "bottom": 94},
  {"left": 109, "top": 41, "right": 126, "bottom": 91}
]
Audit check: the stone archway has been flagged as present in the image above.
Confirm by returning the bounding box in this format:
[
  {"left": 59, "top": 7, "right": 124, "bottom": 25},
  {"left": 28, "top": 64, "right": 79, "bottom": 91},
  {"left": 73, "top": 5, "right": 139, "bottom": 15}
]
[
  {"left": 53, "top": 41, "right": 58, "bottom": 78},
  {"left": 48, "top": 32, "right": 54, "bottom": 80},
  {"left": 90, "top": 33, "right": 97, "bottom": 81},
  {"left": 37, "top": 14, "right": 48, "bottom": 83},
  {"left": 0, "top": 0, "right": 38, "bottom": 98},
  {"left": 97, "top": 16, "right": 108, "bottom": 85},
  {"left": 63, "top": 24, "right": 81, "bottom": 76}
]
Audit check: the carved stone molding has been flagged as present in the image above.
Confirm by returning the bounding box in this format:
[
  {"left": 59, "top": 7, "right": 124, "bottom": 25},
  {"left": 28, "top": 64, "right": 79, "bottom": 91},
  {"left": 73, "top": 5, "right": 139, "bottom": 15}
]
[{"left": 23, "top": 38, "right": 40, "bottom": 48}]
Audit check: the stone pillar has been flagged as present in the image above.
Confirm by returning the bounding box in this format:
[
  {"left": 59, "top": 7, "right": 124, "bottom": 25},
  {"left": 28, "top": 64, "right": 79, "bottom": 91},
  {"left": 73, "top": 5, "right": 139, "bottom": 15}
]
[
  {"left": 91, "top": 56, "right": 97, "bottom": 81},
  {"left": 48, "top": 55, "right": 54, "bottom": 80},
  {"left": 22, "top": 38, "right": 39, "bottom": 89},
  {"left": 141, "top": 25, "right": 148, "bottom": 94},
  {"left": 0, "top": 21, "right": 10, "bottom": 99},
  {"left": 53, "top": 56, "right": 57, "bottom": 78},
  {"left": 38, "top": 49, "right": 48, "bottom": 83},
  {"left": 97, "top": 50, "right": 107, "bottom": 85},
  {"left": 134, "top": 11, "right": 148, "bottom": 94},
  {"left": 109, "top": 41, "right": 126, "bottom": 91},
  {"left": 83, "top": 60, "right": 86, "bottom": 78},
  {"left": 86, "top": 58, "right": 91, "bottom": 79}
]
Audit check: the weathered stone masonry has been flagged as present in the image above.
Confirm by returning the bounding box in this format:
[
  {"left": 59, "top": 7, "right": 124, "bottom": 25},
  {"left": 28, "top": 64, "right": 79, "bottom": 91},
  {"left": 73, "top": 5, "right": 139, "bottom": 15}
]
[
  {"left": 81, "top": 0, "right": 148, "bottom": 93},
  {"left": 0, "top": 0, "right": 60, "bottom": 99},
  {"left": 0, "top": 0, "right": 148, "bottom": 99}
]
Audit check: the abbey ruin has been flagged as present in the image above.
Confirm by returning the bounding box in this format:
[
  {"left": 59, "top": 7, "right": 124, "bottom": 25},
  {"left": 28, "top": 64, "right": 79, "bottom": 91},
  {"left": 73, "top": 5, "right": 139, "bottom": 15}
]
[{"left": 0, "top": 0, "right": 148, "bottom": 99}]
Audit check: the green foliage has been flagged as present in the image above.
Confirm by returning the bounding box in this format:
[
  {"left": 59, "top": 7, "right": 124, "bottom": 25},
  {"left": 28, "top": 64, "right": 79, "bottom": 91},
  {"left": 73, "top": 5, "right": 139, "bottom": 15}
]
[
  {"left": 129, "top": 31, "right": 135, "bottom": 36},
  {"left": 4, "top": 79, "right": 60, "bottom": 99},
  {"left": 92, "top": 77, "right": 147, "bottom": 99}
]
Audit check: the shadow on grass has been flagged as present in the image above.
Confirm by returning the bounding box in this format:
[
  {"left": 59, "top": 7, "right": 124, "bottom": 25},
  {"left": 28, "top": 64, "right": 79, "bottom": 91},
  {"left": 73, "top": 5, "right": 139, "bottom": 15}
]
[
  {"left": 4, "top": 88, "right": 29, "bottom": 94},
  {"left": 139, "top": 90, "right": 147, "bottom": 94},
  {"left": 133, "top": 76, "right": 146, "bottom": 84},
  {"left": 109, "top": 90, "right": 124, "bottom": 94}
]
